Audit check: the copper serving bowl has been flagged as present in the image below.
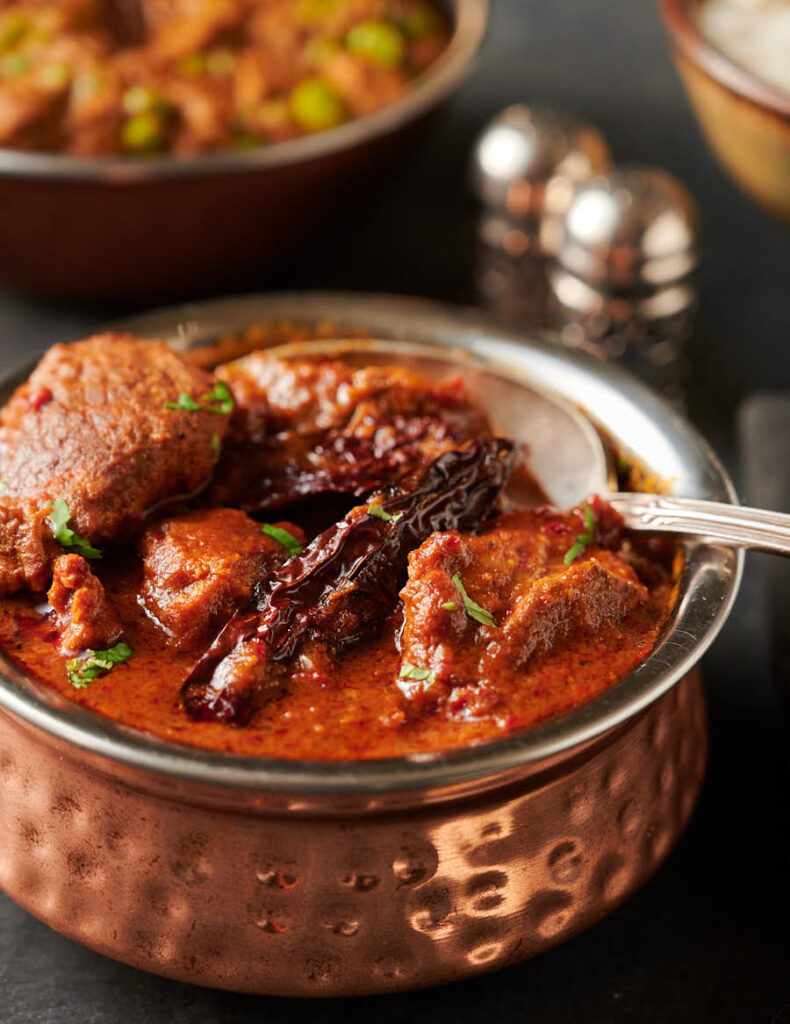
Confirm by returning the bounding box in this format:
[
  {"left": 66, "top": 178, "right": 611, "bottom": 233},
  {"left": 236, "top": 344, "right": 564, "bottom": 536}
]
[
  {"left": 0, "top": 293, "right": 741, "bottom": 996},
  {"left": 659, "top": 0, "right": 790, "bottom": 224},
  {"left": 0, "top": 1, "right": 487, "bottom": 303}
]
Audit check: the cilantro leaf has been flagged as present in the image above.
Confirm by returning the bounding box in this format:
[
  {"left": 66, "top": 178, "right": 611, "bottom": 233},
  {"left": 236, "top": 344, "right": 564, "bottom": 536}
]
[
  {"left": 441, "top": 600, "right": 456, "bottom": 611},
  {"left": 202, "top": 381, "right": 234, "bottom": 415},
  {"left": 399, "top": 664, "right": 434, "bottom": 682},
  {"left": 367, "top": 503, "right": 404, "bottom": 523},
  {"left": 564, "top": 501, "right": 596, "bottom": 565},
  {"left": 262, "top": 523, "right": 303, "bottom": 557},
  {"left": 49, "top": 500, "right": 102, "bottom": 560},
  {"left": 165, "top": 393, "right": 202, "bottom": 412},
  {"left": 452, "top": 573, "right": 498, "bottom": 628},
  {"left": 66, "top": 641, "right": 132, "bottom": 689}
]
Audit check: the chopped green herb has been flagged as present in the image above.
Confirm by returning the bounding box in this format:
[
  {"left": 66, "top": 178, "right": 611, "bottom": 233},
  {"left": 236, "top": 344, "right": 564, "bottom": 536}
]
[
  {"left": 210, "top": 432, "right": 222, "bottom": 463},
  {"left": 262, "top": 523, "right": 303, "bottom": 557},
  {"left": 564, "top": 501, "right": 596, "bottom": 565},
  {"left": 66, "top": 641, "right": 132, "bottom": 689},
  {"left": 202, "top": 381, "right": 235, "bottom": 415},
  {"left": 399, "top": 663, "right": 434, "bottom": 682},
  {"left": 452, "top": 572, "right": 497, "bottom": 628},
  {"left": 367, "top": 503, "right": 403, "bottom": 523},
  {"left": 165, "top": 392, "right": 202, "bottom": 412},
  {"left": 49, "top": 500, "right": 102, "bottom": 560},
  {"left": 441, "top": 600, "right": 456, "bottom": 612}
]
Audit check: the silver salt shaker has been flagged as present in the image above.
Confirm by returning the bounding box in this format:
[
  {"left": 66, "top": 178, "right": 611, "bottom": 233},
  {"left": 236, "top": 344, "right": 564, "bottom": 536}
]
[
  {"left": 548, "top": 165, "right": 699, "bottom": 406},
  {"left": 471, "top": 105, "right": 610, "bottom": 326}
]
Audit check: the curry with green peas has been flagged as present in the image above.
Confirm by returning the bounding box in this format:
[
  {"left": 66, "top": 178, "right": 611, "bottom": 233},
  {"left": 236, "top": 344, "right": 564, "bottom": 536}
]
[{"left": 0, "top": 0, "right": 449, "bottom": 156}]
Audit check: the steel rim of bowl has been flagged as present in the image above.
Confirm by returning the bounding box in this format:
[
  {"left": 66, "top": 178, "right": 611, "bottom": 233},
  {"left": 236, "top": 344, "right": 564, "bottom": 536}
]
[
  {"left": 0, "top": 0, "right": 488, "bottom": 183},
  {"left": 0, "top": 292, "right": 743, "bottom": 795},
  {"left": 658, "top": 0, "right": 790, "bottom": 119}
]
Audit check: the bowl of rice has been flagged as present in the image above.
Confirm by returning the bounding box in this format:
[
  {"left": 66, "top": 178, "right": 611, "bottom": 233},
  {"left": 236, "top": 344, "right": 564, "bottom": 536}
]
[{"left": 658, "top": 0, "right": 790, "bottom": 224}]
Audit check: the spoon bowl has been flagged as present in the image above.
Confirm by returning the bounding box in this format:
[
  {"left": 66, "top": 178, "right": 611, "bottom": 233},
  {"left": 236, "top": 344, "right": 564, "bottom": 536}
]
[
  {"left": 255, "top": 337, "right": 611, "bottom": 509},
  {"left": 256, "top": 337, "right": 790, "bottom": 555}
]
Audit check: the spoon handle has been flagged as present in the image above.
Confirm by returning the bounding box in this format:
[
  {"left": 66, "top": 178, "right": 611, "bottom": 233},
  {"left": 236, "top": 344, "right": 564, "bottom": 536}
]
[{"left": 609, "top": 492, "right": 790, "bottom": 556}]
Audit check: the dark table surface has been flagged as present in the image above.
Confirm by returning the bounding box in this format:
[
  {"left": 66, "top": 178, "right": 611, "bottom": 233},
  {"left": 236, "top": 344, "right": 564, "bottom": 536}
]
[{"left": 2, "top": 1, "right": 790, "bottom": 1021}]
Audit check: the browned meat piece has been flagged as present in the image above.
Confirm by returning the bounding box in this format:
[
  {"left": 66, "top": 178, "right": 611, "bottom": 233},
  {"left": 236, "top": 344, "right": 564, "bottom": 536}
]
[
  {"left": 182, "top": 439, "right": 517, "bottom": 725},
  {"left": 0, "top": 333, "right": 230, "bottom": 555},
  {"left": 47, "top": 553, "right": 122, "bottom": 655},
  {"left": 210, "top": 355, "right": 492, "bottom": 511},
  {"left": 0, "top": 499, "right": 58, "bottom": 595},
  {"left": 138, "top": 508, "right": 305, "bottom": 649},
  {"left": 397, "top": 505, "right": 647, "bottom": 714}
]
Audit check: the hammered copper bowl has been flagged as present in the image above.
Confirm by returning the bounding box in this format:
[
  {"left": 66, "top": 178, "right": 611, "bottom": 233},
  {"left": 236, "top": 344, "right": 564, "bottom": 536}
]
[
  {"left": 659, "top": 0, "right": 790, "bottom": 224},
  {"left": 0, "top": 294, "right": 741, "bottom": 996},
  {"left": 0, "top": 1, "right": 486, "bottom": 303}
]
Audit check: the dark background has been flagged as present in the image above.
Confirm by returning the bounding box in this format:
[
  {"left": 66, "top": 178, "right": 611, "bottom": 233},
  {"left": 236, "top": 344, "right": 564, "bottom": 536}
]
[{"left": 2, "top": 1, "right": 790, "bottom": 1021}]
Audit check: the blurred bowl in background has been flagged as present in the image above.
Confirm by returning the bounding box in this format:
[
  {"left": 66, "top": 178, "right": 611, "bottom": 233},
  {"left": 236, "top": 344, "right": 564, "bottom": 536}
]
[
  {"left": 0, "top": 0, "right": 487, "bottom": 304},
  {"left": 658, "top": 0, "right": 790, "bottom": 225}
]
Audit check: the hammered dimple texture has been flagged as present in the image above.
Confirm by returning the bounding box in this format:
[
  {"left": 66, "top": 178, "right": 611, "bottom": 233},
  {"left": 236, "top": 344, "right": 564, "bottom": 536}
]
[{"left": 0, "top": 674, "right": 707, "bottom": 996}]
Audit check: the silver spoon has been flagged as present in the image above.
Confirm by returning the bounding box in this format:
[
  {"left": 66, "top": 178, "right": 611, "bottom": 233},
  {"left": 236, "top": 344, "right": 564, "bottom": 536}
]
[{"left": 259, "top": 338, "right": 790, "bottom": 555}]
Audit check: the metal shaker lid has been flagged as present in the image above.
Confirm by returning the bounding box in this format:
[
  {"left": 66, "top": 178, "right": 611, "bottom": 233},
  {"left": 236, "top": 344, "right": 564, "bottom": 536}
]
[
  {"left": 556, "top": 166, "right": 699, "bottom": 289},
  {"left": 470, "top": 104, "right": 611, "bottom": 220}
]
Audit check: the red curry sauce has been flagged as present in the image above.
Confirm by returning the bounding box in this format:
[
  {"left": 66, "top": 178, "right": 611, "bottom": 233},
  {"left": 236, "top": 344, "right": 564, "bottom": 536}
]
[{"left": 0, "top": 516, "right": 678, "bottom": 761}]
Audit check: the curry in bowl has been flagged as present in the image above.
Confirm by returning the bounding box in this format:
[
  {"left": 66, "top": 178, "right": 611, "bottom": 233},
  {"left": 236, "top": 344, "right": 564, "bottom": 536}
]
[
  {"left": 0, "top": 0, "right": 449, "bottom": 155},
  {"left": 0, "top": 333, "right": 680, "bottom": 760}
]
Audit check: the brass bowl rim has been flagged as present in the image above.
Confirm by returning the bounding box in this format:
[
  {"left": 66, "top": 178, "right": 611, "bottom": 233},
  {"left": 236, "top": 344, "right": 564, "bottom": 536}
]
[
  {"left": 0, "top": 0, "right": 488, "bottom": 182},
  {"left": 0, "top": 292, "right": 742, "bottom": 796},
  {"left": 658, "top": 0, "right": 790, "bottom": 119}
]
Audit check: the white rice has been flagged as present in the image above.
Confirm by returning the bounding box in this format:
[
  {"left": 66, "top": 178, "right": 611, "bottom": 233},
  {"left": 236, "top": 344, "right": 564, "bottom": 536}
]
[{"left": 697, "top": 0, "right": 790, "bottom": 94}]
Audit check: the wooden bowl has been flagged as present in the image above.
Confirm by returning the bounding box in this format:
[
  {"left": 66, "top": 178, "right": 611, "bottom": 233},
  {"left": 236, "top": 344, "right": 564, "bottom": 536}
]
[{"left": 658, "top": 0, "right": 790, "bottom": 225}]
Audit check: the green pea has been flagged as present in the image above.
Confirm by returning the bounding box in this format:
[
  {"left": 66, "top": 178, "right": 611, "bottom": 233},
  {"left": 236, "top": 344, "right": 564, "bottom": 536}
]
[
  {"left": 346, "top": 20, "right": 405, "bottom": 68},
  {"left": 40, "top": 62, "right": 71, "bottom": 89},
  {"left": 399, "top": 3, "right": 443, "bottom": 38},
  {"left": 0, "top": 12, "right": 29, "bottom": 52},
  {"left": 121, "top": 111, "right": 166, "bottom": 154},
  {"left": 122, "top": 84, "right": 162, "bottom": 116},
  {"left": 289, "top": 78, "right": 347, "bottom": 133}
]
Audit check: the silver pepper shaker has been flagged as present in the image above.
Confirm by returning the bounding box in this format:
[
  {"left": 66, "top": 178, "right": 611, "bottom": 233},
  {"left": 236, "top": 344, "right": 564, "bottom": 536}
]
[
  {"left": 470, "top": 105, "right": 611, "bottom": 327},
  {"left": 548, "top": 165, "right": 699, "bottom": 406}
]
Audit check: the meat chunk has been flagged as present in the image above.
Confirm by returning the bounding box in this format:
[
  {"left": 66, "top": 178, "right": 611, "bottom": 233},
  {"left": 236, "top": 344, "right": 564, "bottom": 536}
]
[
  {"left": 0, "top": 333, "right": 231, "bottom": 556},
  {"left": 0, "top": 499, "right": 58, "bottom": 595},
  {"left": 182, "top": 438, "right": 517, "bottom": 725},
  {"left": 210, "top": 355, "right": 491, "bottom": 511},
  {"left": 138, "top": 508, "right": 305, "bottom": 649},
  {"left": 397, "top": 505, "right": 647, "bottom": 715},
  {"left": 47, "top": 554, "right": 122, "bottom": 655}
]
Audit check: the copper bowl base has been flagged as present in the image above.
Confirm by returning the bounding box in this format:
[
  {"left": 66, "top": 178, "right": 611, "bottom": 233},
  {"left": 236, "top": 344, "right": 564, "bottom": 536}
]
[{"left": 0, "top": 671, "right": 706, "bottom": 996}]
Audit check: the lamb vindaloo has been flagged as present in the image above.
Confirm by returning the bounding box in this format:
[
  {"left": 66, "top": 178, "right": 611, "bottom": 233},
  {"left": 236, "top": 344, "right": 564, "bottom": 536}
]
[{"left": 0, "top": 334, "right": 680, "bottom": 760}]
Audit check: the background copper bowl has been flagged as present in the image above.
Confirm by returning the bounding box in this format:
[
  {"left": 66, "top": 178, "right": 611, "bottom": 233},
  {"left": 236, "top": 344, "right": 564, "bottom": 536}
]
[
  {"left": 658, "top": 0, "right": 790, "bottom": 225},
  {"left": 0, "top": 294, "right": 741, "bottom": 996},
  {"left": 0, "top": 1, "right": 487, "bottom": 303}
]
